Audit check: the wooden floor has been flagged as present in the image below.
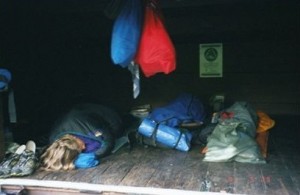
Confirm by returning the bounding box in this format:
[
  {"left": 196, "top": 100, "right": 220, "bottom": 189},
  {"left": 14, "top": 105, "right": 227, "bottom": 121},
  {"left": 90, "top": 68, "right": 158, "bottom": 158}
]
[{"left": 1, "top": 115, "right": 300, "bottom": 195}]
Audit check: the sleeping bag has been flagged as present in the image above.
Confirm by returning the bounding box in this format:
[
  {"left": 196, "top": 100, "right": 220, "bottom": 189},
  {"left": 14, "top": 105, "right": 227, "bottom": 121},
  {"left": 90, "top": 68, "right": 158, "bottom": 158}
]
[
  {"left": 49, "top": 103, "right": 124, "bottom": 158},
  {"left": 149, "top": 93, "right": 206, "bottom": 127}
]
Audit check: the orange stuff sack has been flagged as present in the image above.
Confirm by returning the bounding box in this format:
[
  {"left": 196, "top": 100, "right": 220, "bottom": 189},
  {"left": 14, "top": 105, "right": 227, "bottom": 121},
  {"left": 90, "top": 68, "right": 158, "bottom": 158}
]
[
  {"left": 256, "top": 111, "right": 275, "bottom": 158},
  {"left": 256, "top": 111, "right": 275, "bottom": 133}
]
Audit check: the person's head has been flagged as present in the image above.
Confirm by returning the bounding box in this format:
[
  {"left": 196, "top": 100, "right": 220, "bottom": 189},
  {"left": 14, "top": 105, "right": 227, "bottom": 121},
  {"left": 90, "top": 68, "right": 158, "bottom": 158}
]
[{"left": 40, "top": 134, "right": 85, "bottom": 171}]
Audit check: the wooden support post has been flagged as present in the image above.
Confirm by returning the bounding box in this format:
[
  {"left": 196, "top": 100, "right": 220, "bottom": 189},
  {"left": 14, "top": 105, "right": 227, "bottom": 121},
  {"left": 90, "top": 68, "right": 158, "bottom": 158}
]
[{"left": 0, "top": 92, "right": 5, "bottom": 160}]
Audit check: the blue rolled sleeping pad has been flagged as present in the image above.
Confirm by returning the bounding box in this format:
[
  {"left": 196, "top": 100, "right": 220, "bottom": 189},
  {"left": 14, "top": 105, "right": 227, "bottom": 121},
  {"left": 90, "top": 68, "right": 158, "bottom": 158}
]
[
  {"left": 0, "top": 68, "right": 11, "bottom": 91},
  {"left": 138, "top": 118, "right": 193, "bottom": 152}
]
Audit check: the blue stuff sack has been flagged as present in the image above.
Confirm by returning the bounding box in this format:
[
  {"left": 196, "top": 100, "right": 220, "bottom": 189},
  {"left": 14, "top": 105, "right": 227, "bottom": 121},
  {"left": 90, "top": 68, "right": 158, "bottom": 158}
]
[
  {"left": 138, "top": 118, "right": 192, "bottom": 152},
  {"left": 111, "top": 0, "right": 143, "bottom": 67},
  {"left": 74, "top": 152, "right": 100, "bottom": 169}
]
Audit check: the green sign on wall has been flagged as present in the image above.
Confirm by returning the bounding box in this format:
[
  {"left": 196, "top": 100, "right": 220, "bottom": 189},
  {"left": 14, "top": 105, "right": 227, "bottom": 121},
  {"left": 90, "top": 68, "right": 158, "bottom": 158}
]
[{"left": 199, "top": 43, "right": 223, "bottom": 78}]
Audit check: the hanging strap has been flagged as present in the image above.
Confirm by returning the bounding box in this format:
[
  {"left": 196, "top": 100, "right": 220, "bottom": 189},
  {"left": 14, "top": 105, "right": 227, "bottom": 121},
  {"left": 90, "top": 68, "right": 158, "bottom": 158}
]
[
  {"left": 149, "top": 116, "right": 183, "bottom": 148},
  {"left": 8, "top": 90, "right": 17, "bottom": 123},
  {"left": 173, "top": 130, "right": 183, "bottom": 149},
  {"left": 149, "top": 121, "right": 160, "bottom": 147},
  {"left": 128, "top": 62, "right": 140, "bottom": 99}
]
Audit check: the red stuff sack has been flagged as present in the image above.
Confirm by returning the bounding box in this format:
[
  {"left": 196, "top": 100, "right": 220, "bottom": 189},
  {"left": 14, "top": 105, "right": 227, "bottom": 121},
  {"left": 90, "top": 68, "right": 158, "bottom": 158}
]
[{"left": 135, "top": 0, "right": 176, "bottom": 77}]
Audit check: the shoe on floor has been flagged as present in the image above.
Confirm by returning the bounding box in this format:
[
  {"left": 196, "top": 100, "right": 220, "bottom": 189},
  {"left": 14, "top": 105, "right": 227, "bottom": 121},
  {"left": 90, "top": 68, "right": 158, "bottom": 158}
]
[
  {"left": 5, "top": 142, "right": 21, "bottom": 155},
  {"left": 10, "top": 140, "right": 38, "bottom": 177},
  {"left": 0, "top": 145, "right": 26, "bottom": 178},
  {"left": 26, "top": 140, "right": 36, "bottom": 153}
]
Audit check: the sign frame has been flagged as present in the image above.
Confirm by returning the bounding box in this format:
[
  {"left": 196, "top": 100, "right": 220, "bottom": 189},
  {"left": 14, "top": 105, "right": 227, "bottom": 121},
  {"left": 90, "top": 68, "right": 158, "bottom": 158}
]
[{"left": 199, "top": 43, "right": 223, "bottom": 78}]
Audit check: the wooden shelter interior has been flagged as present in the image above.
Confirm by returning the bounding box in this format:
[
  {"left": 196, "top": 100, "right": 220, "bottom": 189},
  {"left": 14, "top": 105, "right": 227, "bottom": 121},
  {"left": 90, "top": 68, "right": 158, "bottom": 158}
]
[{"left": 0, "top": 0, "right": 299, "bottom": 194}]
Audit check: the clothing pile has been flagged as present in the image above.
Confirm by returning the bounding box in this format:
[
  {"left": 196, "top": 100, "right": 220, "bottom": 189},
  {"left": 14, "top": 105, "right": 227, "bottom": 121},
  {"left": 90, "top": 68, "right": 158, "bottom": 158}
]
[{"left": 199, "top": 101, "right": 275, "bottom": 163}]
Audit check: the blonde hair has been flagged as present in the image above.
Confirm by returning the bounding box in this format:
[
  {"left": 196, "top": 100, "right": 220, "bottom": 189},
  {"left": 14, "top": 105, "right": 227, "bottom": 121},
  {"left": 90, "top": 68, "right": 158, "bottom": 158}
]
[{"left": 40, "top": 134, "right": 84, "bottom": 171}]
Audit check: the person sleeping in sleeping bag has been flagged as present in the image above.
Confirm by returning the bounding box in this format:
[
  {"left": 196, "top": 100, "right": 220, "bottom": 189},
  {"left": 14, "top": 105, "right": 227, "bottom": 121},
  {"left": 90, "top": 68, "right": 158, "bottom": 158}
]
[{"left": 39, "top": 103, "right": 124, "bottom": 171}]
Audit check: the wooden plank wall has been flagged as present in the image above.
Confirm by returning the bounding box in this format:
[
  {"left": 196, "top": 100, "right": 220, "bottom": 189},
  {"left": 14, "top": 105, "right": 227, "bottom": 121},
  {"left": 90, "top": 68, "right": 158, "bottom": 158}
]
[
  {"left": 134, "top": 39, "right": 300, "bottom": 116},
  {"left": 131, "top": 1, "right": 300, "bottom": 116}
]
